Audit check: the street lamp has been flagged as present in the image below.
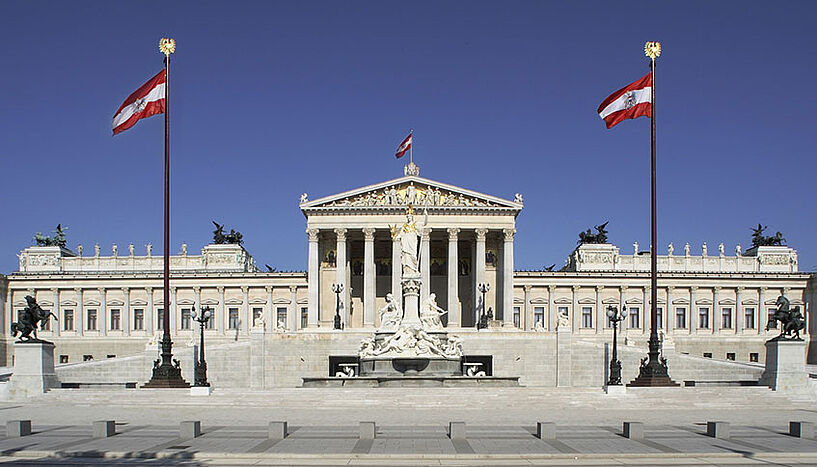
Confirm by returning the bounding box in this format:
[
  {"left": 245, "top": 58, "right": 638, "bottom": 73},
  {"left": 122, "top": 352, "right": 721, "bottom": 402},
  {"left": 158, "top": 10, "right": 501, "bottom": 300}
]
[
  {"left": 332, "top": 283, "right": 344, "bottom": 330},
  {"left": 191, "top": 306, "right": 212, "bottom": 387},
  {"left": 606, "top": 305, "right": 626, "bottom": 386},
  {"left": 477, "top": 283, "right": 490, "bottom": 329}
]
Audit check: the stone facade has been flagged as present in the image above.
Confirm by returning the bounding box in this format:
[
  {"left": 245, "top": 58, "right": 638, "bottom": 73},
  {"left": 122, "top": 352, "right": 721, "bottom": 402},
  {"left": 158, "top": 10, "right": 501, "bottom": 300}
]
[{"left": 1, "top": 166, "right": 814, "bottom": 386}]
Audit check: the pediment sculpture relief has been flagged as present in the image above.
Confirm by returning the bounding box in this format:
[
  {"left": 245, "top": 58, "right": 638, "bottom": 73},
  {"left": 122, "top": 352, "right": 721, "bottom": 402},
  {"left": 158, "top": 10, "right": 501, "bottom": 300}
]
[{"left": 326, "top": 183, "right": 497, "bottom": 208}]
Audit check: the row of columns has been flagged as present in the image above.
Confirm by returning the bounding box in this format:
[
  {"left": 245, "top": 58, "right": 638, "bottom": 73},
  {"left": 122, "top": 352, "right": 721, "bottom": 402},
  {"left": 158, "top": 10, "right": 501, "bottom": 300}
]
[{"left": 306, "top": 226, "right": 516, "bottom": 328}]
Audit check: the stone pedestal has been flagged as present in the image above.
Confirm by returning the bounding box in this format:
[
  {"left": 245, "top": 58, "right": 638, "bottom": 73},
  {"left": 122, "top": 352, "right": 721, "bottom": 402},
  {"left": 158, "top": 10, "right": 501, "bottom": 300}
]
[
  {"left": 759, "top": 339, "right": 808, "bottom": 391},
  {"left": 8, "top": 342, "right": 59, "bottom": 398}
]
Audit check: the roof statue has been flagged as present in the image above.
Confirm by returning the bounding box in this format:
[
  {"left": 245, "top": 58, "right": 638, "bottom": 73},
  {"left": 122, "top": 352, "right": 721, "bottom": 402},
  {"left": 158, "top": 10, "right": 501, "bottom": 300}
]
[
  {"left": 33, "top": 224, "right": 67, "bottom": 248},
  {"left": 578, "top": 221, "right": 609, "bottom": 245},
  {"left": 751, "top": 224, "right": 786, "bottom": 247},
  {"left": 212, "top": 221, "right": 244, "bottom": 246}
]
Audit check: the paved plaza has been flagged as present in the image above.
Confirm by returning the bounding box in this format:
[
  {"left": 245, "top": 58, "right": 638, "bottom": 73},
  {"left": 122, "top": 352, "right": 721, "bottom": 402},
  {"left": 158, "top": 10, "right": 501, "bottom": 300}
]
[{"left": 0, "top": 386, "right": 815, "bottom": 465}]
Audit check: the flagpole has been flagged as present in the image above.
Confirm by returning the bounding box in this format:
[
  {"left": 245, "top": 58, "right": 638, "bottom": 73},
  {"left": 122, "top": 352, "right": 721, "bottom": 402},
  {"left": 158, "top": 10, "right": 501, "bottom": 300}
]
[
  {"left": 628, "top": 41, "right": 677, "bottom": 387},
  {"left": 409, "top": 129, "right": 414, "bottom": 165},
  {"left": 144, "top": 37, "right": 189, "bottom": 388}
]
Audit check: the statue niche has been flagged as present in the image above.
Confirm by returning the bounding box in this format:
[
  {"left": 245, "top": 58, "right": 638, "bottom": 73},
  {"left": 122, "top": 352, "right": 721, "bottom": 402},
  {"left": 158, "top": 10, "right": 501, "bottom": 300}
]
[
  {"left": 577, "top": 221, "right": 609, "bottom": 245},
  {"left": 751, "top": 224, "right": 786, "bottom": 247},
  {"left": 212, "top": 221, "right": 244, "bottom": 245}
]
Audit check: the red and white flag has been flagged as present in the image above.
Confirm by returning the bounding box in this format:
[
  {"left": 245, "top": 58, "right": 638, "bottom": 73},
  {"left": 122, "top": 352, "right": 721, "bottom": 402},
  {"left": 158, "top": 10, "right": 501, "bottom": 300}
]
[
  {"left": 395, "top": 133, "right": 412, "bottom": 158},
  {"left": 112, "top": 69, "right": 166, "bottom": 135},
  {"left": 597, "top": 72, "right": 652, "bottom": 129}
]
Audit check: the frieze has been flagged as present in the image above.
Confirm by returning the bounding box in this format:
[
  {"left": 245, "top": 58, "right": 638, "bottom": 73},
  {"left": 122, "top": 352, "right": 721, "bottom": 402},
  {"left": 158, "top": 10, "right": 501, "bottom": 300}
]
[{"left": 324, "top": 183, "right": 498, "bottom": 209}]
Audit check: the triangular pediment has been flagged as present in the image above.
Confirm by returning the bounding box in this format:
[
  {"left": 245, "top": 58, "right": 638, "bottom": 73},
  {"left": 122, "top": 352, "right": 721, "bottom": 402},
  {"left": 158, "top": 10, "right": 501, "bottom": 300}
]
[{"left": 301, "top": 175, "right": 522, "bottom": 212}]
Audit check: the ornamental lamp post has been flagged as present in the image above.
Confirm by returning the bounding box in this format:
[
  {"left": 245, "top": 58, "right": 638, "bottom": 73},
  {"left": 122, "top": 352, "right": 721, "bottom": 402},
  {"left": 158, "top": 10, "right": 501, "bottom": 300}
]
[
  {"left": 192, "top": 306, "right": 212, "bottom": 387},
  {"left": 332, "top": 283, "right": 344, "bottom": 330},
  {"left": 606, "top": 305, "right": 626, "bottom": 386},
  {"left": 477, "top": 283, "right": 490, "bottom": 329}
]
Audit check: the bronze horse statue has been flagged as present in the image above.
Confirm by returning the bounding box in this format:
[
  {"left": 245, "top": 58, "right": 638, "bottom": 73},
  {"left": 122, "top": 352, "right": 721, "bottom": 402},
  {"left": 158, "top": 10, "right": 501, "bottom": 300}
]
[
  {"left": 11, "top": 296, "right": 58, "bottom": 342},
  {"left": 766, "top": 295, "right": 805, "bottom": 340}
]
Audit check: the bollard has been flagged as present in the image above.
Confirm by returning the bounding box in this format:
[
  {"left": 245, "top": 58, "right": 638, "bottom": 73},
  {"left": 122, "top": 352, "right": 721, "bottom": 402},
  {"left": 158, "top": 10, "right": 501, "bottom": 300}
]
[
  {"left": 359, "top": 421, "right": 376, "bottom": 440},
  {"left": 269, "top": 421, "right": 287, "bottom": 440},
  {"left": 93, "top": 420, "right": 115, "bottom": 438},
  {"left": 6, "top": 420, "right": 31, "bottom": 437},
  {"left": 536, "top": 422, "right": 556, "bottom": 440},
  {"left": 790, "top": 421, "right": 814, "bottom": 439},
  {"left": 448, "top": 421, "right": 466, "bottom": 440},
  {"left": 706, "top": 421, "right": 729, "bottom": 439},
  {"left": 623, "top": 422, "right": 643, "bottom": 440},
  {"left": 180, "top": 421, "right": 202, "bottom": 439}
]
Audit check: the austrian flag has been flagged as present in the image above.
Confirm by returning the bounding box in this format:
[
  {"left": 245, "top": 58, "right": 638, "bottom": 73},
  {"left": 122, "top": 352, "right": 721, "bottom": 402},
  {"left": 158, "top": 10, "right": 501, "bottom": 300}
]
[
  {"left": 112, "top": 69, "right": 166, "bottom": 135},
  {"left": 597, "top": 72, "right": 652, "bottom": 129},
  {"left": 395, "top": 133, "right": 412, "bottom": 159}
]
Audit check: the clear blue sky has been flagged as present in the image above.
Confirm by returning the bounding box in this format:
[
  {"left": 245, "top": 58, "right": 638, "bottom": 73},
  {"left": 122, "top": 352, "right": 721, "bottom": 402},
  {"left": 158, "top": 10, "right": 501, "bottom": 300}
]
[{"left": 1, "top": 1, "right": 815, "bottom": 274}]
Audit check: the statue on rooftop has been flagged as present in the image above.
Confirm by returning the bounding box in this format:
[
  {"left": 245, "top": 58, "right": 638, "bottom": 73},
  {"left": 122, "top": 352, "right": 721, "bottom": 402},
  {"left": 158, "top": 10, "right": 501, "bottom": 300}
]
[
  {"left": 33, "top": 224, "right": 67, "bottom": 248},
  {"left": 212, "top": 221, "right": 244, "bottom": 245},
  {"left": 11, "top": 296, "right": 57, "bottom": 343},
  {"left": 577, "top": 221, "right": 609, "bottom": 245},
  {"left": 751, "top": 224, "right": 786, "bottom": 247}
]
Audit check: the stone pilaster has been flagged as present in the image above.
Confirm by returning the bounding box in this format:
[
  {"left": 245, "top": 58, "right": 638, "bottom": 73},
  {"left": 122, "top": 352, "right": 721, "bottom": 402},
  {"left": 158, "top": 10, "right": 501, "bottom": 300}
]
[
  {"left": 571, "top": 285, "right": 579, "bottom": 332},
  {"left": 122, "top": 287, "right": 130, "bottom": 336},
  {"left": 52, "top": 288, "right": 60, "bottom": 337},
  {"left": 736, "top": 286, "right": 744, "bottom": 334},
  {"left": 618, "top": 286, "right": 626, "bottom": 331},
  {"left": 523, "top": 285, "right": 531, "bottom": 330},
  {"left": 289, "top": 285, "right": 298, "bottom": 332},
  {"left": 100, "top": 288, "right": 107, "bottom": 336},
  {"left": 171, "top": 287, "right": 178, "bottom": 336},
  {"left": 594, "top": 285, "right": 603, "bottom": 334},
  {"left": 306, "top": 228, "right": 319, "bottom": 327},
  {"left": 217, "top": 286, "right": 225, "bottom": 335},
  {"left": 145, "top": 287, "right": 154, "bottom": 335},
  {"left": 242, "top": 286, "right": 250, "bottom": 335},
  {"left": 447, "top": 228, "right": 460, "bottom": 327},
  {"left": 759, "top": 287, "right": 767, "bottom": 335},
  {"left": 689, "top": 287, "right": 697, "bottom": 334},
  {"left": 642, "top": 286, "right": 649, "bottom": 335},
  {"left": 76, "top": 288, "right": 84, "bottom": 336},
  {"left": 502, "top": 228, "right": 515, "bottom": 327},
  {"left": 713, "top": 287, "right": 721, "bottom": 334},
  {"left": 548, "top": 285, "right": 556, "bottom": 331},
  {"left": 363, "top": 228, "right": 376, "bottom": 327}
]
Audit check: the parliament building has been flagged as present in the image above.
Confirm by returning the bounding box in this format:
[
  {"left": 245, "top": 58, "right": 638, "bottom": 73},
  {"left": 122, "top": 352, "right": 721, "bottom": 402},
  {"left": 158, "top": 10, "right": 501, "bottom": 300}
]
[{"left": 2, "top": 163, "right": 815, "bottom": 388}]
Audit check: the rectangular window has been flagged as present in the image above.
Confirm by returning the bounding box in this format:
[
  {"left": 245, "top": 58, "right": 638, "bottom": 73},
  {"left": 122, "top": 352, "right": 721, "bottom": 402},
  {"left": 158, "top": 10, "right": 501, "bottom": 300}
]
[
  {"left": 157, "top": 308, "right": 164, "bottom": 330},
  {"left": 41, "top": 309, "right": 51, "bottom": 331},
  {"left": 276, "top": 307, "right": 288, "bottom": 327},
  {"left": 703, "top": 352, "right": 712, "bottom": 358},
  {"left": 749, "top": 352, "right": 759, "bottom": 362},
  {"left": 205, "top": 309, "right": 214, "bottom": 329},
  {"left": 726, "top": 352, "right": 736, "bottom": 361},
  {"left": 698, "top": 307, "right": 709, "bottom": 329},
  {"left": 86, "top": 309, "right": 97, "bottom": 331},
  {"left": 110, "top": 309, "right": 120, "bottom": 330},
  {"left": 581, "top": 307, "right": 593, "bottom": 328},
  {"left": 59, "top": 355, "right": 69, "bottom": 364},
  {"left": 133, "top": 309, "right": 144, "bottom": 330},
  {"left": 513, "top": 306, "right": 520, "bottom": 328},
  {"left": 629, "top": 307, "right": 640, "bottom": 329},
  {"left": 253, "top": 307, "right": 263, "bottom": 327},
  {"left": 534, "top": 306, "right": 545, "bottom": 327},
  {"left": 721, "top": 307, "right": 732, "bottom": 329},
  {"left": 181, "top": 308, "right": 191, "bottom": 330},
  {"left": 656, "top": 307, "right": 663, "bottom": 329},
  {"left": 744, "top": 307, "right": 755, "bottom": 329},
  {"left": 83, "top": 355, "right": 93, "bottom": 362},
  {"left": 64, "top": 310, "right": 74, "bottom": 331},
  {"left": 675, "top": 307, "right": 686, "bottom": 329},
  {"left": 228, "top": 307, "right": 239, "bottom": 329},
  {"left": 301, "top": 307, "right": 308, "bottom": 329},
  {"left": 767, "top": 308, "right": 777, "bottom": 329}
]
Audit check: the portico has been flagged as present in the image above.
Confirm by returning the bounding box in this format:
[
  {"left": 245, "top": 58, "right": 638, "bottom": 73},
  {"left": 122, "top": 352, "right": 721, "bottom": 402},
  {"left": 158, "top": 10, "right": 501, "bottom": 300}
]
[{"left": 300, "top": 165, "right": 523, "bottom": 329}]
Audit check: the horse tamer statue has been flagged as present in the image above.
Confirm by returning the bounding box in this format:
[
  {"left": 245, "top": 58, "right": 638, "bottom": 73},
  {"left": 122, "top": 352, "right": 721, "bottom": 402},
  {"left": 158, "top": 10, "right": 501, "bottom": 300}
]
[
  {"left": 11, "top": 296, "right": 57, "bottom": 343},
  {"left": 766, "top": 294, "right": 805, "bottom": 341}
]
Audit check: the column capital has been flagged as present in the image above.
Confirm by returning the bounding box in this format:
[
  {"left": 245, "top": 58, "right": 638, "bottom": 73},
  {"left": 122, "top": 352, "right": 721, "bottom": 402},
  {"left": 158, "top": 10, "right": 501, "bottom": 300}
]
[
  {"left": 523, "top": 285, "right": 532, "bottom": 292},
  {"left": 144, "top": 287, "right": 152, "bottom": 294},
  {"left": 736, "top": 286, "right": 745, "bottom": 292},
  {"left": 192, "top": 286, "right": 201, "bottom": 294},
  {"left": 548, "top": 285, "right": 556, "bottom": 292},
  {"left": 475, "top": 228, "right": 488, "bottom": 241},
  {"left": 50, "top": 287, "right": 59, "bottom": 293},
  {"left": 691, "top": 286, "right": 698, "bottom": 291},
  {"left": 620, "top": 285, "right": 628, "bottom": 291},
  {"left": 306, "top": 228, "right": 320, "bottom": 242},
  {"left": 714, "top": 286, "right": 722, "bottom": 292},
  {"left": 289, "top": 285, "right": 298, "bottom": 294},
  {"left": 595, "top": 285, "right": 604, "bottom": 292},
  {"left": 98, "top": 287, "right": 106, "bottom": 294},
  {"left": 502, "top": 228, "right": 516, "bottom": 241},
  {"left": 362, "top": 228, "right": 376, "bottom": 241},
  {"left": 447, "top": 228, "right": 460, "bottom": 240},
  {"left": 217, "top": 286, "right": 225, "bottom": 294},
  {"left": 421, "top": 227, "right": 432, "bottom": 240},
  {"left": 334, "top": 228, "right": 348, "bottom": 241},
  {"left": 121, "top": 287, "right": 130, "bottom": 294},
  {"left": 760, "top": 286, "right": 768, "bottom": 292},
  {"left": 572, "top": 285, "right": 581, "bottom": 291},
  {"left": 241, "top": 286, "right": 249, "bottom": 294}
]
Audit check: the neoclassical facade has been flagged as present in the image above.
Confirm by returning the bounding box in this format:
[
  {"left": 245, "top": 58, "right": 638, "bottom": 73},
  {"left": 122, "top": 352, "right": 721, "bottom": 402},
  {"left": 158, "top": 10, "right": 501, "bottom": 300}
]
[{"left": 2, "top": 164, "right": 815, "bottom": 372}]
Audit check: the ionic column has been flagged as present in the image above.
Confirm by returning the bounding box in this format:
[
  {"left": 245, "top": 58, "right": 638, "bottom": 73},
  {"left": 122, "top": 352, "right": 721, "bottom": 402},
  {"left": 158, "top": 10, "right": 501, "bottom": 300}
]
[
  {"left": 758, "top": 287, "right": 766, "bottom": 335},
  {"left": 666, "top": 286, "right": 674, "bottom": 333},
  {"left": 146, "top": 287, "right": 154, "bottom": 334},
  {"left": 571, "top": 285, "right": 579, "bottom": 332},
  {"left": 547, "top": 285, "right": 556, "bottom": 331},
  {"left": 52, "top": 288, "right": 61, "bottom": 337},
  {"left": 289, "top": 285, "right": 298, "bottom": 332},
  {"left": 736, "top": 287, "right": 744, "bottom": 334},
  {"left": 193, "top": 286, "right": 201, "bottom": 330},
  {"left": 502, "top": 228, "right": 515, "bottom": 327},
  {"left": 618, "top": 286, "right": 626, "bottom": 330},
  {"left": 713, "top": 287, "right": 720, "bottom": 334},
  {"left": 100, "top": 288, "right": 107, "bottom": 336},
  {"left": 363, "top": 228, "right": 376, "bottom": 327},
  {"left": 474, "top": 228, "right": 488, "bottom": 317},
  {"left": 123, "top": 287, "right": 130, "bottom": 336},
  {"left": 391, "top": 235, "right": 401, "bottom": 298},
  {"left": 689, "top": 287, "right": 697, "bottom": 334},
  {"left": 523, "top": 285, "right": 531, "bottom": 330},
  {"left": 242, "top": 286, "right": 250, "bottom": 335},
  {"left": 447, "top": 228, "right": 460, "bottom": 327},
  {"left": 307, "top": 228, "right": 320, "bottom": 327},
  {"left": 76, "top": 288, "right": 84, "bottom": 336},
  {"left": 3, "top": 288, "right": 11, "bottom": 334},
  {"left": 264, "top": 286, "right": 273, "bottom": 331},
  {"left": 420, "top": 228, "right": 431, "bottom": 302},
  {"left": 594, "top": 286, "right": 603, "bottom": 334},
  {"left": 642, "top": 286, "right": 649, "bottom": 334},
  {"left": 334, "top": 228, "right": 348, "bottom": 326},
  {"left": 217, "top": 286, "right": 226, "bottom": 335}
]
